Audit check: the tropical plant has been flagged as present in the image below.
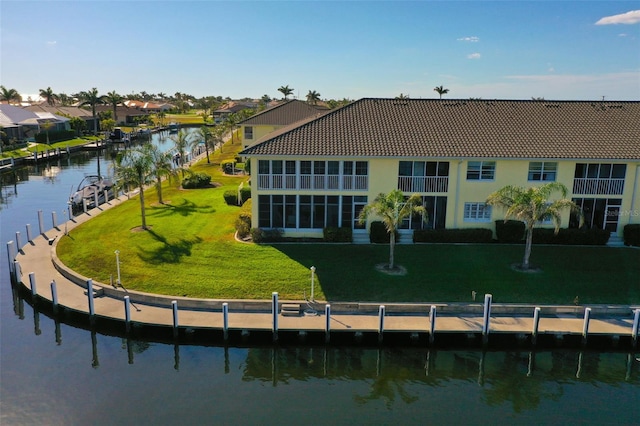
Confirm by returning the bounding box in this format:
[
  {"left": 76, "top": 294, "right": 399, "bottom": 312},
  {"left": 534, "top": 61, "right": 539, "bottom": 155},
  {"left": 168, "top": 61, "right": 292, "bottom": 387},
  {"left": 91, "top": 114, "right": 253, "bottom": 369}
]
[
  {"left": 396, "top": 93, "right": 410, "bottom": 99},
  {"left": 113, "top": 144, "right": 154, "bottom": 230},
  {"left": 39, "top": 87, "right": 59, "bottom": 106},
  {"left": 278, "top": 85, "right": 294, "bottom": 100},
  {"left": 306, "top": 90, "right": 321, "bottom": 105},
  {"left": 105, "top": 91, "right": 124, "bottom": 124},
  {"left": 486, "top": 182, "right": 580, "bottom": 270},
  {"left": 433, "top": 85, "right": 449, "bottom": 99},
  {"left": 223, "top": 112, "right": 239, "bottom": 144},
  {"left": 358, "top": 190, "right": 426, "bottom": 270},
  {"left": 0, "top": 86, "right": 22, "bottom": 104},
  {"left": 195, "top": 126, "right": 214, "bottom": 163},
  {"left": 77, "top": 88, "right": 106, "bottom": 134},
  {"left": 57, "top": 93, "right": 74, "bottom": 106},
  {"left": 170, "top": 129, "right": 192, "bottom": 176},
  {"left": 148, "top": 144, "right": 176, "bottom": 204}
]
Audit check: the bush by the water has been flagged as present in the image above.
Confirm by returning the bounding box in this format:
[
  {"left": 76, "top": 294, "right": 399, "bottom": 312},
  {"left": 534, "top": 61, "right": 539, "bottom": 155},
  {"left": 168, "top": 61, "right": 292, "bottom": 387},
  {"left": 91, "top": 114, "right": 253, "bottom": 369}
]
[
  {"left": 181, "top": 172, "right": 211, "bottom": 189},
  {"left": 495, "top": 220, "right": 525, "bottom": 243},
  {"left": 413, "top": 228, "right": 493, "bottom": 243},
  {"left": 323, "top": 227, "right": 353, "bottom": 242},
  {"left": 623, "top": 224, "right": 640, "bottom": 246},
  {"left": 532, "top": 227, "right": 610, "bottom": 245}
]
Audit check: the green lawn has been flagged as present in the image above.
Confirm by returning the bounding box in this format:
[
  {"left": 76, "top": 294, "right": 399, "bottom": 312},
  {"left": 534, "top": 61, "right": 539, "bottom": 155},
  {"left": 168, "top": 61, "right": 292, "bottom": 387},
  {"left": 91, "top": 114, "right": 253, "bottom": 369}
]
[{"left": 57, "top": 150, "right": 640, "bottom": 304}]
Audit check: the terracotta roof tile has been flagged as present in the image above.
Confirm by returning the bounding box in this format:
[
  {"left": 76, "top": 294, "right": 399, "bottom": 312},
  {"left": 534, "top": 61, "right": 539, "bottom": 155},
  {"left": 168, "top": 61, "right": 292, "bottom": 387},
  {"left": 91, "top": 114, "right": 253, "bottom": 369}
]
[
  {"left": 241, "top": 98, "right": 640, "bottom": 160},
  {"left": 240, "top": 99, "right": 329, "bottom": 126}
]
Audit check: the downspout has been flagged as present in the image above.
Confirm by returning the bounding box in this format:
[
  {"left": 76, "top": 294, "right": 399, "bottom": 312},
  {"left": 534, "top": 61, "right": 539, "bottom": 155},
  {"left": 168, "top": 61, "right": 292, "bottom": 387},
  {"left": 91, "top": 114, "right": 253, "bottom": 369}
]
[
  {"left": 453, "top": 159, "right": 464, "bottom": 228},
  {"left": 630, "top": 164, "right": 640, "bottom": 225}
]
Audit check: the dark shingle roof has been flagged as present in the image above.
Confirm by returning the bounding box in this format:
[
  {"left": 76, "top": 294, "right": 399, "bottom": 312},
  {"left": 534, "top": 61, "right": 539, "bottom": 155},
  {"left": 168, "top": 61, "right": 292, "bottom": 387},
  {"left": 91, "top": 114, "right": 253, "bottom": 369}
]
[
  {"left": 239, "top": 99, "right": 329, "bottom": 126},
  {"left": 241, "top": 98, "right": 640, "bottom": 160}
]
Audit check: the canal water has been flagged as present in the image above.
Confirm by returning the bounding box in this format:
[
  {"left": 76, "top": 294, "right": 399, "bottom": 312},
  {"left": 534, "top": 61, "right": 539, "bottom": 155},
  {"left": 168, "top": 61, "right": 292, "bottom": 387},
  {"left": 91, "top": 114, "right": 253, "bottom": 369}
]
[{"left": 1, "top": 132, "right": 638, "bottom": 425}]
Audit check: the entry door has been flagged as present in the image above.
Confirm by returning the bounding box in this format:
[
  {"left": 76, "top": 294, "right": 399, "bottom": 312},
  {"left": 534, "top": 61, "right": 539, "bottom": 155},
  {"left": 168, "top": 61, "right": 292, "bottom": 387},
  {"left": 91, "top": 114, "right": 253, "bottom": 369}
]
[{"left": 604, "top": 202, "right": 621, "bottom": 232}]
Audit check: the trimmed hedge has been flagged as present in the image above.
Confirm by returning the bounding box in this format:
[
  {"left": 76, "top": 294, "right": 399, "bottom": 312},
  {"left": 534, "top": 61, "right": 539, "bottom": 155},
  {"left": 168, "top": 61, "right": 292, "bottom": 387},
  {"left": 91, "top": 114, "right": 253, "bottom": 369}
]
[
  {"left": 223, "top": 190, "right": 238, "bottom": 205},
  {"left": 239, "top": 186, "right": 251, "bottom": 204},
  {"left": 323, "top": 227, "right": 353, "bottom": 243},
  {"left": 250, "top": 228, "right": 284, "bottom": 243},
  {"left": 413, "top": 228, "right": 493, "bottom": 243},
  {"left": 181, "top": 172, "right": 211, "bottom": 189},
  {"left": 495, "top": 220, "right": 525, "bottom": 243},
  {"left": 35, "top": 130, "right": 75, "bottom": 144},
  {"left": 623, "top": 224, "right": 640, "bottom": 247},
  {"left": 235, "top": 212, "right": 251, "bottom": 238},
  {"left": 532, "top": 228, "right": 610, "bottom": 245},
  {"left": 369, "top": 221, "right": 398, "bottom": 243}
]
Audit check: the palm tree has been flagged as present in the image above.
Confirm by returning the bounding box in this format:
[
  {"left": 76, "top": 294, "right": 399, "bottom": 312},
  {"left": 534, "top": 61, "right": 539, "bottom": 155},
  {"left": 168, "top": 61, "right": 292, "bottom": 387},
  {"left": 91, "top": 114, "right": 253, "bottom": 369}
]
[
  {"left": 195, "top": 125, "right": 214, "bottom": 164},
  {"left": 0, "top": 86, "right": 22, "bottom": 104},
  {"left": 77, "top": 88, "right": 106, "bottom": 134},
  {"left": 114, "top": 144, "right": 154, "bottom": 230},
  {"left": 486, "top": 182, "right": 580, "bottom": 271},
  {"left": 39, "top": 87, "right": 59, "bottom": 106},
  {"left": 57, "top": 93, "right": 73, "bottom": 106},
  {"left": 104, "top": 91, "right": 124, "bottom": 124},
  {"left": 396, "top": 93, "right": 410, "bottom": 99},
  {"left": 306, "top": 90, "right": 321, "bottom": 105},
  {"left": 433, "top": 85, "right": 449, "bottom": 99},
  {"left": 170, "top": 129, "right": 192, "bottom": 176},
  {"left": 278, "top": 85, "right": 294, "bottom": 100},
  {"left": 358, "top": 190, "right": 426, "bottom": 270},
  {"left": 223, "top": 113, "right": 239, "bottom": 144},
  {"left": 148, "top": 144, "right": 176, "bottom": 204}
]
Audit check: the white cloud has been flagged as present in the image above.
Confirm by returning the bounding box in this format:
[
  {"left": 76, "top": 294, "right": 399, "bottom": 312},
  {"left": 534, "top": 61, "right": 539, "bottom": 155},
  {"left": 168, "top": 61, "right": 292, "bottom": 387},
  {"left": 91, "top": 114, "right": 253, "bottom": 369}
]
[
  {"left": 595, "top": 10, "right": 640, "bottom": 25},
  {"left": 46, "top": 41, "right": 57, "bottom": 46},
  {"left": 457, "top": 36, "right": 479, "bottom": 42},
  {"left": 467, "top": 53, "right": 481, "bottom": 60}
]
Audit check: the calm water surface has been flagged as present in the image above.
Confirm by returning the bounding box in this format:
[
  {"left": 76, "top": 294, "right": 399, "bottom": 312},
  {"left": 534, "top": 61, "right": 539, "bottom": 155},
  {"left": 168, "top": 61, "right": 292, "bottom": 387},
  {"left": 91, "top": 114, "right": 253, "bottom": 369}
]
[{"left": 1, "top": 131, "right": 638, "bottom": 425}]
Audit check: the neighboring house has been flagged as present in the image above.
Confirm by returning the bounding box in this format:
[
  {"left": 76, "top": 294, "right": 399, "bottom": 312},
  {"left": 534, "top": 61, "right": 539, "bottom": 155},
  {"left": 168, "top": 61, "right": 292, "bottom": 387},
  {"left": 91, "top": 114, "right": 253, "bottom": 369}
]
[
  {"left": 238, "top": 99, "right": 330, "bottom": 150},
  {"left": 0, "top": 104, "right": 70, "bottom": 142},
  {"left": 240, "top": 98, "right": 640, "bottom": 242},
  {"left": 213, "top": 101, "right": 257, "bottom": 124},
  {"left": 26, "top": 104, "right": 94, "bottom": 134}
]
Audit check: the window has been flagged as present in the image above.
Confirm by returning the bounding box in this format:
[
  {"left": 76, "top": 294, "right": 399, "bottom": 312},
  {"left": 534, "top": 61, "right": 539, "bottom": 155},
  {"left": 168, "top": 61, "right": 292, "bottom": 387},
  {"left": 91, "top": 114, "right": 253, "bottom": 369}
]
[
  {"left": 463, "top": 202, "right": 492, "bottom": 222},
  {"left": 467, "top": 161, "right": 495, "bottom": 180},
  {"left": 245, "top": 126, "right": 253, "bottom": 139},
  {"left": 528, "top": 162, "right": 557, "bottom": 181}
]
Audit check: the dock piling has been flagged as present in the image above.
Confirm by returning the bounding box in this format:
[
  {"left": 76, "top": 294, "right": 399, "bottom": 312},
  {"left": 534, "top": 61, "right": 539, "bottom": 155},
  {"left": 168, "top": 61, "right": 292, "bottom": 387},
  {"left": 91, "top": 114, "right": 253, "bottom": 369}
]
[
  {"left": 38, "top": 210, "right": 44, "bottom": 235},
  {"left": 222, "top": 302, "right": 229, "bottom": 341},
  {"left": 632, "top": 309, "right": 639, "bottom": 347},
  {"left": 482, "top": 294, "right": 492, "bottom": 343},
  {"left": 172, "top": 301, "right": 178, "bottom": 339},
  {"left": 272, "top": 292, "right": 278, "bottom": 342},
  {"left": 29, "top": 272, "right": 37, "bottom": 297},
  {"left": 87, "top": 279, "right": 95, "bottom": 324},
  {"left": 52, "top": 211, "right": 57, "bottom": 229},
  {"left": 582, "top": 307, "right": 591, "bottom": 344},
  {"left": 378, "top": 305, "right": 385, "bottom": 343},
  {"left": 15, "top": 231, "right": 22, "bottom": 251},
  {"left": 124, "top": 296, "right": 131, "bottom": 333},
  {"left": 325, "top": 304, "right": 331, "bottom": 343},
  {"left": 532, "top": 307, "right": 541, "bottom": 345},
  {"left": 50, "top": 280, "right": 58, "bottom": 313},
  {"left": 26, "top": 224, "right": 32, "bottom": 243},
  {"left": 429, "top": 305, "right": 436, "bottom": 344}
]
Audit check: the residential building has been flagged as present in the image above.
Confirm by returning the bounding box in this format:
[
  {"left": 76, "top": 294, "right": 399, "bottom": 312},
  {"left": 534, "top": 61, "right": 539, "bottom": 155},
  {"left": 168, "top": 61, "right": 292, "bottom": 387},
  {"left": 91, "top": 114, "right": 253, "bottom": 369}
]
[
  {"left": 240, "top": 98, "right": 640, "bottom": 242},
  {"left": 1, "top": 104, "right": 70, "bottom": 142},
  {"left": 238, "top": 99, "right": 330, "bottom": 150}
]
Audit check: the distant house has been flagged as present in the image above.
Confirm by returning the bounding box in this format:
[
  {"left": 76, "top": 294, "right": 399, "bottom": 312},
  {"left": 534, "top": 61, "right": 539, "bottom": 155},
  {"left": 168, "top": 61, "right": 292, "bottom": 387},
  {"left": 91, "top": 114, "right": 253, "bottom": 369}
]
[
  {"left": 213, "top": 101, "right": 257, "bottom": 125},
  {"left": 26, "top": 104, "right": 94, "bottom": 134},
  {"left": 240, "top": 98, "right": 640, "bottom": 241},
  {"left": 238, "top": 99, "right": 330, "bottom": 150},
  {"left": 1, "top": 104, "right": 70, "bottom": 142}
]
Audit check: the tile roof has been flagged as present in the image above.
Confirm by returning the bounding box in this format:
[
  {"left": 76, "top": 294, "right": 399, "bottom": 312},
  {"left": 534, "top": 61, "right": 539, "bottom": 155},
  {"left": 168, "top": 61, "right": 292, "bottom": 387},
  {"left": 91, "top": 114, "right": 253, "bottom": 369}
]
[
  {"left": 239, "top": 99, "right": 330, "bottom": 126},
  {"left": 240, "top": 98, "right": 640, "bottom": 160}
]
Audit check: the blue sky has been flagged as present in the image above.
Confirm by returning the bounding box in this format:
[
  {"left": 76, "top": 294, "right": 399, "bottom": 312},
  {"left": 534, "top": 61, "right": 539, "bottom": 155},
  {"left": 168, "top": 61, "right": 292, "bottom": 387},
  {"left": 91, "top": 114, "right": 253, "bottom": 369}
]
[{"left": 2, "top": 1, "right": 639, "bottom": 101}]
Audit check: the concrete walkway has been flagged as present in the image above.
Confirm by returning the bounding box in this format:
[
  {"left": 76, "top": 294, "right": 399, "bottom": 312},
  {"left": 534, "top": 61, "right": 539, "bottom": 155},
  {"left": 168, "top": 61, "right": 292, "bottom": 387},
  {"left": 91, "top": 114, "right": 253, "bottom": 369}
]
[{"left": 8, "top": 193, "right": 640, "bottom": 346}]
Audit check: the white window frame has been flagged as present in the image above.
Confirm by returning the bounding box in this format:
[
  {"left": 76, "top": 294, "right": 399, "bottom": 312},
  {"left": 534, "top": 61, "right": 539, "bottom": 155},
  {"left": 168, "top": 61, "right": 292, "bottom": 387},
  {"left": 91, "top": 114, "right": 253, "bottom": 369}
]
[
  {"left": 467, "top": 161, "right": 495, "bottom": 181},
  {"left": 463, "top": 202, "right": 492, "bottom": 222},
  {"left": 528, "top": 162, "right": 557, "bottom": 182}
]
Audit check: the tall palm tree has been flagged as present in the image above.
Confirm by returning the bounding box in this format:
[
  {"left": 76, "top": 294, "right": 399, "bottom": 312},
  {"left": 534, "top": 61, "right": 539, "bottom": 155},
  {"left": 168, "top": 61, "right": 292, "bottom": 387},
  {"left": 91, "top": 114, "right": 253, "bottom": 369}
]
[
  {"left": 396, "top": 93, "right": 410, "bottom": 99},
  {"left": 486, "top": 182, "right": 580, "bottom": 270},
  {"left": 0, "top": 86, "right": 22, "bottom": 104},
  {"left": 306, "top": 90, "right": 321, "bottom": 105},
  {"left": 148, "top": 144, "right": 176, "bottom": 204},
  {"left": 77, "top": 88, "right": 106, "bottom": 134},
  {"left": 358, "top": 190, "right": 426, "bottom": 270},
  {"left": 170, "top": 129, "right": 192, "bottom": 176},
  {"left": 104, "top": 91, "right": 124, "bottom": 124},
  {"left": 433, "top": 85, "right": 449, "bottom": 99},
  {"left": 223, "top": 112, "right": 239, "bottom": 144},
  {"left": 114, "top": 144, "right": 154, "bottom": 230},
  {"left": 278, "top": 85, "right": 294, "bottom": 100},
  {"left": 57, "top": 93, "right": 73, "bottom": 106},
  {"left": 196, "top": 125, "right": 214, "bottom": 163},
  {"left": 39, "top": 87, "right": 59, "bottom": 106}
]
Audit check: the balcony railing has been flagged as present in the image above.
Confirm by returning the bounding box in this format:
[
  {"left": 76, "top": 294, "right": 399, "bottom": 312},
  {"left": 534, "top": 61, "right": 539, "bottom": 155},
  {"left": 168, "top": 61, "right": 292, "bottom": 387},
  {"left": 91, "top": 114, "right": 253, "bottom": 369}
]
[
  {"left": 258, "top": 174, "right": 368, "bottom": 191},
  {"left": 573, "top": 178, "right": 624, "bottom": 195},
  {"left": 397, "top": 176, "right": 449, "bottom": 193}
]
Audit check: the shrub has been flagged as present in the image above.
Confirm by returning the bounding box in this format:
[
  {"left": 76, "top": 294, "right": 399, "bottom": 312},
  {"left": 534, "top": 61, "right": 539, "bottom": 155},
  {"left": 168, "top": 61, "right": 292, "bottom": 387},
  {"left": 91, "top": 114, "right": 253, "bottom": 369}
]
[
  {"left": 221, "top": 159, "right": 237, "bottom": 174},
  {"left": 624, "top": 224, "right": 640, "bottom": 247},
  {"left": 239, "top": 186, "right": 251, "bottom": 204},
  {"left": 495, "top": 220, "right": 525, "bottom": 243},
  {"left": 532, "top": 228, "right": 610, "bottom": 245},
  {"left": 250, "top": 228, "right": 283, "bottom": 243},
  {"left": 35, "top": 129, "right": 75, "bottom": 144},
  {"left": 181, "top": 172, "right": 211, "bottom": 189},
  {"left": 369, "top": 221, "right": 398, "bottom": 244},
  {"left": 323, "top": 227, "right": 353, "bottom": 243},
  {"left": 413, "top": 228, "right": 493, "bottom": 243},
  {"left": 223, "top": 190, "right": 238, "bottom": 206},
  {"left": 235, "top": 212, "right": 251, "bottom": 238}
]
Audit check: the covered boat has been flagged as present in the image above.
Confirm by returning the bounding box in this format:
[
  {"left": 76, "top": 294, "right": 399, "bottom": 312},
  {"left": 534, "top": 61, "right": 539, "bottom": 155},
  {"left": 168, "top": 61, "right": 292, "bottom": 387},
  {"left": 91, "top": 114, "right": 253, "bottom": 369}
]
[{"left": 69, "top": 175, "right": 114, "bottom": 210}]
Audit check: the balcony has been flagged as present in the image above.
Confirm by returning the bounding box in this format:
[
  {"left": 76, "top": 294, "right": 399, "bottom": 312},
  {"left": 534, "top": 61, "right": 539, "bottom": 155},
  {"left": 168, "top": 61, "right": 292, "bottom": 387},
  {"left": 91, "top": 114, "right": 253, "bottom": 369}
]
[
  {"left": 397, "top": 176, "right": 449, "bottom": 193},
  {"left": 572, "top": 178, "right": 624, "bottom": 195}
]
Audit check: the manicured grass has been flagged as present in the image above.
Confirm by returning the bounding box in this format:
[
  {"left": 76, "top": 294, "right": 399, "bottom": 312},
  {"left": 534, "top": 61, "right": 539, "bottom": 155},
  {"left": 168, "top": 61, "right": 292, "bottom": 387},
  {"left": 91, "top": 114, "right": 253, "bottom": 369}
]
[{"left": 57, "top": 146, "right": 640, "bottom": 304}]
